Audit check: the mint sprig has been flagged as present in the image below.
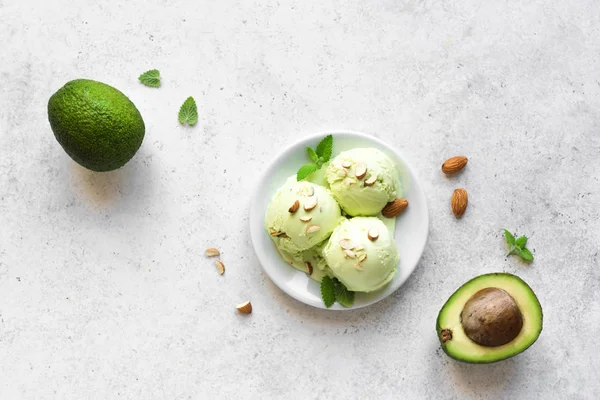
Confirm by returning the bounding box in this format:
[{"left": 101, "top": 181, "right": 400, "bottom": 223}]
[
  {"left": 307, "top": 147, "right": 319, "bottom": 163},
  {"left": 138, "top": 69, "right": 161, "bottom": 88},
  {"left": 320, "top": 276, "right": 336, "bottom": 308},
  {"left": 178, "top": 96, "right": 198, "bottom": 126},
  {"left": 320, "top": 276, "right": 355, "bottom": 308},
  {"left": 297, "top": 135, "right": 333, "bottom": 181},
  {"left": 504, "top": 229, "right": 534, "bottom": 261}
]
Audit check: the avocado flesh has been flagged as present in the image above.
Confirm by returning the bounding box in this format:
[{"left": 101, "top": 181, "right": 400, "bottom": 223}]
[{"left": 437, "top": 273, "right": 543, "bottom": 364}]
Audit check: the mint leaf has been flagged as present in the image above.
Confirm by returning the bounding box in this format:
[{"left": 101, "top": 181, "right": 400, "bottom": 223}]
[
  {"left": 321, "top": 276, "right": 336, "bottom": 308},
  {"left": 178, "top": 96, "right": 198, "bottom": 126},
  {"left": 517, "top": 247, "right": 534, "bottom": 261},
  {"left": 307, "top": 147, "right": 318, "bottom": 163},
  {"left": 503, "top": 229, "right": 515, "bottom": 246},
  {"left": 297, "top": 163, "right": 318, "bottom": 181},
  {"left": 503, "top": 230, "right": 534, "bottom": 261},
  {"left": 506, "top": 245, "right": 516, "bottom": 257},
  {"left": 297, "top": 135, "right": 333, "bottom": 181},
  {"left": 315, "top": 134, "right": 333, "bottom": 162},
  {"left": 333, "top": 278, "right": 355, "bottom": 307},
  {"left": 138, "top": 69, "right": 161, "bottom": 88},
  {"left": 515, "top": 236, "right": 528, "bottom": 249}
]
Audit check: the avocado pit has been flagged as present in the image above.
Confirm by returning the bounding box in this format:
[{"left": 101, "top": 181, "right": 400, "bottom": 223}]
[{"left": 460, "top": 287, "right": 523, "bottom": 347}]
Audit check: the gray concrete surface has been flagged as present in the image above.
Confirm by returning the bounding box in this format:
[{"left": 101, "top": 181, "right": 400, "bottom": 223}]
[{"left": 1, "top": 0, "right": 599, "bottom": 398}]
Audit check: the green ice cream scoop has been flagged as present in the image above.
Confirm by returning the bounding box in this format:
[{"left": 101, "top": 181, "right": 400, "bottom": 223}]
[
  {"left": 323, "top": 217, "right": 398, "bottom": 292},
  {"left": 265, "top": 177, "right": 342, "bottom": 253},
  {"left": 325, "top": 148, "right": 400, "bottom": 216}
]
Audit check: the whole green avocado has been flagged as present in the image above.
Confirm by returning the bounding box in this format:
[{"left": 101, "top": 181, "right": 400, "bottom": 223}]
[{"left": 48, "top": 79, "right": 145, "bottom": 172}]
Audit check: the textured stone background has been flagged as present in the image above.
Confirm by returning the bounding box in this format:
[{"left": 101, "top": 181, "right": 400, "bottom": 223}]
[{"left": 1, "top": 0, "right": 599, "bottom": 398}]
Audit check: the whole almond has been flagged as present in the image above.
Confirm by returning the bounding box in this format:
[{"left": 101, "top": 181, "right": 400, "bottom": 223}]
[
  {"left": 288, "top": 199, "right": 300, "bottom": 214},
  {"left": 381, "top": 198, "right": 409, "bottom": 218},
  {"left": 451, "top": 188, "right": 468, "bottom": 217},
  {"left": 236, "top": 301, "right": 252, "bottom": 314},
  {"left": 442, "top": 156, "right": 468, "bottom": 174}
]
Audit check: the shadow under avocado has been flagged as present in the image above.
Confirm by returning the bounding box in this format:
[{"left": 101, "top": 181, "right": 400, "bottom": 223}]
[
  {"left": 69, "top": 146, "right": 155, "bottom": 210},
  {"left": 71, "top": 163, "right": 126, "bottom": 207},
  {"left": 444, "top": 355, "right": 523, "bottom": 393}
]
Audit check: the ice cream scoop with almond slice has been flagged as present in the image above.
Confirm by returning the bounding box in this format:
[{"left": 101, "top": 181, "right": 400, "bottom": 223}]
[
  {"left": 325, "top": 148, "right": 401, "bottom": 216},
  {"left": 265, "top": 177, "right": 342, "bottom": 254},
  {"left": 322, "top": 217, "right": 399, "bottom": 292}
]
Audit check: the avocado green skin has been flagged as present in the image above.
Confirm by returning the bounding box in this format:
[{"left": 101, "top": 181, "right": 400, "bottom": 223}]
[
  {"left": 436, "top": 273, "right": 543, "bottom": 364},
  {"left": 48, "top": 79, "right": 145, "bottom": 172}
]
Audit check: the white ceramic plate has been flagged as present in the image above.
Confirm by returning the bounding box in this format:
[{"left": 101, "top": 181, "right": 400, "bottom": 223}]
[{"left": 249, "top": 131, "right": 429, "bottom": 310}]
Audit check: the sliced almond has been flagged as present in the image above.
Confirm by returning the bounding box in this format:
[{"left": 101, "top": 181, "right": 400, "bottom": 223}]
[
  {"left": 236, "top": 301, "right": 252, "bottom": 314},
  {"left": 343, "top": 177, "right": 355, "bottom": 186},
  {"left": 368, "top": 228, "right": 379, "bottom": 241},
  {"left": 270, "top": 230, "right": 283, "bottom": 236},
  {"left": 288, "top": 199, "right": 300, "bottom": 214},
  {"left": 358, "top": 254, "right": 367, "bottom": 263},
  {"left": 355, "top": 163, "right": 367, "bottom": 180},
  {"left": 306, "top": 225, "right": 321, "bottom": 233},
  {"left": 337, "top": 168, "right": 348, "bottom": 177},
  {"left": 364, "top": 175, "right": 377, "bottom": 187},
  {"left": 305, "top": 261, "right": 313, "bottom": 276},
  {"left": 205, "top": 247, "right": 220, "bottom": 257},
  {"left": 304, "top": 196, "right": 318, "bottom": 211},
  {"left": 339, "top": 239, "right": 355, "bottom": 250},
  {"left": 297, "top": 185, "right": 315, "bottom": 197},
  {"left": 354, "top": 245, "right": 364, "bottom": 251},
  {"left": 344, "top": 249, "right": 356, "bottom": 258},
  {"left": 299, "top": 216, "right": 313, "bottom": 222},
  {"left": 355, "top": 263, "right": 364, "bottom": 270},
  {"left": 215, "top": 260, "right": 225, "bottom": 275},
  {"left": 342, "top": 160, "right": 352, "bottom": 168}
]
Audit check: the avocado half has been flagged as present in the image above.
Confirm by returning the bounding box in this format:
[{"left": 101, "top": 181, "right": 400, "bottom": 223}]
[{"left": 436, "top": 273, "right": 543, "bottom": 364}]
